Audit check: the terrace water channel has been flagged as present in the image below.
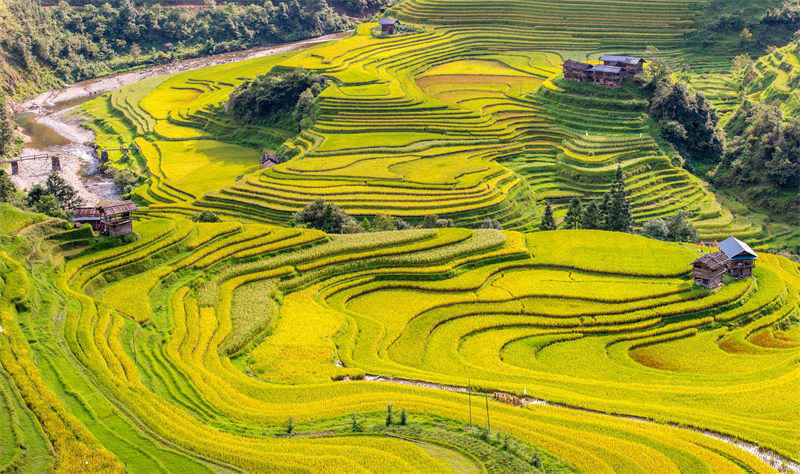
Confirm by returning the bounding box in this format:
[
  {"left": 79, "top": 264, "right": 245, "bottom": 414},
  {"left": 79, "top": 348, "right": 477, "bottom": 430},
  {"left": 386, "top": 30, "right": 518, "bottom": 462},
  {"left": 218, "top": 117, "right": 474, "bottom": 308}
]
[{"left": 10, "top": 31, "right": 349, "bottom": 205}]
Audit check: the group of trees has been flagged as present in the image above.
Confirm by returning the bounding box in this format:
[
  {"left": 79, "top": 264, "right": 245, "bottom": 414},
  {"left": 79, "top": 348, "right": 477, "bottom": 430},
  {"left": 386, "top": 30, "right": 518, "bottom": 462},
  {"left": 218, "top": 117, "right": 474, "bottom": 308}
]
[
  {"left": 227, "top": 68, "right": 325, "bottom": 130},
  {"left": 647, "top": 79, "right": 724, "bottom": 169},
  {"left": 0, "top": 170, "right": 83, "bottom": 219},
  {"left": 541, "top": 166, "right": 633, "bottom": 233},
  {"left": 0, "top": 0, "right": 350, "bottom": 95},
  {"left": 0, "top": 96, "right": 18, "bottom": 158},
  {"left": 539, "top": 166, "right": 697, "bottom": 242},
  {"left": 709, "top": 100, "right": 800, "bottom": 222},
  {"left": 292, "top": 199, "right": 458, "bottom": 234}
]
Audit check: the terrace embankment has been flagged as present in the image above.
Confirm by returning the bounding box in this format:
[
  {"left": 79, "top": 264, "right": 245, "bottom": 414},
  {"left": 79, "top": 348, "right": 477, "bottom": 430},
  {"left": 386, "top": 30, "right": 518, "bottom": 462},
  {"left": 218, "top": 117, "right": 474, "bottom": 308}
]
[
  {"left": 363, "top": 375, "right": 800, "bottom": 473},
  {"left": 6, "top": 31, "right": 349, "bottom": 204}
]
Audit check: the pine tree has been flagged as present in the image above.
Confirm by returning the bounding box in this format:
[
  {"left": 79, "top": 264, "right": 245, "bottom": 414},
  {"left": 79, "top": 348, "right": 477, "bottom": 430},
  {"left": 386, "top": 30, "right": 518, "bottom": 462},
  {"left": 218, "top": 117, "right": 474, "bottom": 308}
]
[
  {"left": 581, "top": 199, "right": 601, "bottom": 229},
  {"left": 564, "top": 197, "right": 583, "bottom": 229},
  {"left": 399, "top": 408, "right": 407, "bottom": 426},
  {"left": 385, "top": 404, "right": 393, "bottom": 426},
  {"left": 604, "top": 166, "right": 632, "bottom": 232},
  {"left": 350, "top": 413, "right": 363, "bottom": 432},
  {"left": 320, "top": 204, "right": 339, "bottom": 233},
  {"left": 539, "top": 202, "right": 556, "bottom": 230}
]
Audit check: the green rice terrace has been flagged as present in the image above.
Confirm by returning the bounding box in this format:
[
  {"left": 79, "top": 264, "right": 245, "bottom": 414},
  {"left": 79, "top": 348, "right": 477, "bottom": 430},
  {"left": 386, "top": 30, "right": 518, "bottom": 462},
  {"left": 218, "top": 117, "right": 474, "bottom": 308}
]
[{"left": 1, "top": 0, "right": 799, "bottom": 471}]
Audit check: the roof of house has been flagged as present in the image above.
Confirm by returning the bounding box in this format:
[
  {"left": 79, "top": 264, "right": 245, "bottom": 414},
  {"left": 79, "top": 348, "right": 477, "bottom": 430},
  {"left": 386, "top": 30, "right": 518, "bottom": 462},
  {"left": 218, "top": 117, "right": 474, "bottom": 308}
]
[
  {"left": 718, "top": 236, "right": 758, "bottom": 260},
  {"left": 379, "top": 18, "right": 399, "bottom": 25},
  {"left": 261, "top": 152, "right": 278, "bottom": 163},
  {"left": 592, "top": 64, "right": 622, "bottom": 74},
  {"left": 98, "top": 200, "right": 138, "bottom": 216},
  {"left": 563, "top": 59, "right": 593, "bottom": 70},
  {"left": 73, "top": 207, "right": 101, "bottom": 220},
  {"left": 600, "top": 55, "right": 643, "bottom": 65},
  {"left": 691, "top": 251, "right": 730, "bottom": 270}
]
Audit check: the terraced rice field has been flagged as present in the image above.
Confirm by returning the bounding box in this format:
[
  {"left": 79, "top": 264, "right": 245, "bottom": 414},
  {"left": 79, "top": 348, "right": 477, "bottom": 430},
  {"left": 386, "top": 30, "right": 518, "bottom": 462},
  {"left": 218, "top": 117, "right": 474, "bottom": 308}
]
[
  {"left": 19, "top": 1, "right": 794, "bottom": 471},
  {"left": 1, "top": 216, "right": 798, "bottom": 472},
  {"left": 85, "top": 13, "right": 764, "bottom": 240},
  {"left": 745, "top": 41, "right": 800, "bottom": 119}
]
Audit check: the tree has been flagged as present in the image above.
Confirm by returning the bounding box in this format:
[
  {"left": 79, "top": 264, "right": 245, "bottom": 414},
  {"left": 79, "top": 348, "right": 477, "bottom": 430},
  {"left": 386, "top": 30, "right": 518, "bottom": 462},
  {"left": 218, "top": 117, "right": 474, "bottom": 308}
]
[
  {"left": 604, "top": 166, "right": 632, "bottom": 232},
  {"left": 564, "top": 197, "right": 583, "bottom": 229},
  {"left": 422, "top": 214, "right": 454, "bottom": 229},
  {"left": 193, "top": 210, "right": 220, "bottom": 222},
  {"left": 581, "top": 199, "right": 602, "bottom": 229},
  {"left": 45, "top": 172, "right": 83, "bottom": 213},
  {"left": 27, "top": 185, "right": 63, "bottom": 218},
  {"left": 372, "top": 213, "right": 396, "bottom": 231},
  {"left": 0, "top": 95, "right": 16, "bottom": 158},
  {"left": 539, "top": 202, "right": 556, "bottom": 231},
  {"left": 666, "top": 212, "right": 698, "bottom": 242},
  {"left": 285, "top": 417, "right": 294, "bottom": 434},
  {"left": 293, "top": 199, "right": 357, "bottom": 234},
  {"left": 350, "top": 413, "right": 363, "bottom": 432},
  {"left": 385, "top": 404, "right": 393, "bottom": 426},
  {"left": 399, "top": 408, "right": 407, "bottom": 426},
  {"left": 480, "top": 217, "right": 502, "bottom": 229},
  {"left": 641, "top": 218, "right": 669, "bottom": 240},
  {"left": 0, "top": 170, "right": 17, "bottom": 202}
]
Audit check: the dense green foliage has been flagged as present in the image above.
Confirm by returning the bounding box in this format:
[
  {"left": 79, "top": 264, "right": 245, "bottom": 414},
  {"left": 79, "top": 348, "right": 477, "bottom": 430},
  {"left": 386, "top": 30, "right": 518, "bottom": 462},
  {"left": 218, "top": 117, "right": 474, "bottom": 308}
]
[
  {"left": 0, "top": 95, "right": 17, "bottom": 158},
  {"left": 711, "top": 100, "right": 800, "bottom": 222},
  {"left": 25, "top": 173, "right": 83, "bottom": 219},
  {"left": 0, "top": 0, "right": 349, "bottom": 96},
  {"left": 647, "top": 78, "right": 724, "bottom": 167},
  {"left": 641, "top": 213, "right": 699, "bottom": 242},
  {"left": 227, "top": 68, "right": 324, "bottom": 129},
  {"left": 293, "top": 198, "right": 363, "bottom": 233}
]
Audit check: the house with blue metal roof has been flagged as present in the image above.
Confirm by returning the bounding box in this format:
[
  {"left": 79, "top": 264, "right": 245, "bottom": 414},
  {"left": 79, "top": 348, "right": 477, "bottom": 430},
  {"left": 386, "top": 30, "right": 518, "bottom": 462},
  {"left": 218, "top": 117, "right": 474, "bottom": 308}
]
[{"left": 718, "top": 236, "right": 758, "bottom": 278}]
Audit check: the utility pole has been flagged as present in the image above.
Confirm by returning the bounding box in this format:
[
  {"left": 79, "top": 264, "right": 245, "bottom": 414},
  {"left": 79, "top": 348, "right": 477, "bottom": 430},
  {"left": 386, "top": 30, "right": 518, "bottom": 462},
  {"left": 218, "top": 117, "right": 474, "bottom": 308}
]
[
  {"left": 485, "top": 392, "right": 490, "bottom": 432},
  {"left": 467, "top": 378, "right": 472, "bottom": 428}
]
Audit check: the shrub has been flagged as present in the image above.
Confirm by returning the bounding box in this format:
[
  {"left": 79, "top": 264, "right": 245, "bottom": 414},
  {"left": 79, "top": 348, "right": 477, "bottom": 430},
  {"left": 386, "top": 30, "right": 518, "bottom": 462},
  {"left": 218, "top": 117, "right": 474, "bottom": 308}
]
[
  {"left": 193, "top": 211, "right": 221, "bottom": 223},
  {"left": 385, "top": 403, "right": 393, "bottom": 426},
  {"left": 293, "top": 199, "right": 360, "bottom": 234},
  {"left": 642, "top": 218, "right": 669, "bottom": 240}
]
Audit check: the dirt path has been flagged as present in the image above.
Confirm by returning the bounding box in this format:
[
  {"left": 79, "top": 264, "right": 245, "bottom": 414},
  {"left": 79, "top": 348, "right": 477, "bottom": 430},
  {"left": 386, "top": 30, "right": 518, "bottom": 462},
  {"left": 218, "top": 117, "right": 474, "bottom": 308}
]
[
  {"left": 6, "top": 31, "right": 350, "bottom": 205},
  {"left": 362, "top": 375, "right": 800, "bottom": 473}
]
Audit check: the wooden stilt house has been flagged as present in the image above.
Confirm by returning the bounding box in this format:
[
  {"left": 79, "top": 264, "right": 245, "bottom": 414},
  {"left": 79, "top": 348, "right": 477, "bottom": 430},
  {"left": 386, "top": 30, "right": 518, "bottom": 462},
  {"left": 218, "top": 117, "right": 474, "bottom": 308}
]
[
  {"left": 600, "top": 55, "right": 644, "bottom": 77},
  {"left": 718, "top": 236, "right": 758, "bottom": 279},
  {"left": 591, "top": 64, "right": 623, "bottom": 88},
  {"left": 691, "top": 251, "right": 729, "bottom": 288},
  {"left": 379, "top": 18, "right": 399, "bottom": 35},
  {"left": 563, "top": 60, "right": 593, "bottom": 82}
]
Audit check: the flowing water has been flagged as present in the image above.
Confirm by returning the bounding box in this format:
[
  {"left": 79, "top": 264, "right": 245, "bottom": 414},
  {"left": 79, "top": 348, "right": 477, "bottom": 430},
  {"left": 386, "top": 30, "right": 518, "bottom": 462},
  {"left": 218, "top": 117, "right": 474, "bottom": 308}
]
[{"left": 9, "top": 31, "right": 349, "bottom": 205}]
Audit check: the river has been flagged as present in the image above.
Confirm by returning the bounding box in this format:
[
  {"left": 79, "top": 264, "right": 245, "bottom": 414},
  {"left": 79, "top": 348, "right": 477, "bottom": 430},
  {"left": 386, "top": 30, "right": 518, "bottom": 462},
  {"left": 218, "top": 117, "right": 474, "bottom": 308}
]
[{"left": 9, "top": 31, "right": 349, "bottom": 205}]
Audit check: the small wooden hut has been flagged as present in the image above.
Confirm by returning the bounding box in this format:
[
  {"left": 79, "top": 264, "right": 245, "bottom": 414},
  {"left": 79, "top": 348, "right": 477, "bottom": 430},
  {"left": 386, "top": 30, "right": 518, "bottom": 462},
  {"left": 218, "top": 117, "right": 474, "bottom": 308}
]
[
  {"left": 691, "top": 251, "right": 729, "bottom": 288},
  {"left": 87, "top": 201, "right": 138, "bottom": 237},
  {"left": 591, "top": 64, "right": 623, "bottom": 88},
  {"left": 563, "top": 60, "right": 593, "bottom": 82},
  {"left": 379, "top": 18, "right": 399, "bottom": 35},
  {"left": 600, "top": 55, "right": 644, "bottom": 77},
  {"left": 72, "top": 207, "right": 102, "bottom": 231},
  {"left": 718, "top": 236, "right": 758, "bottom": 279},
  {"left": 260, "top": 153, "right": 279, "bottom": 169}
]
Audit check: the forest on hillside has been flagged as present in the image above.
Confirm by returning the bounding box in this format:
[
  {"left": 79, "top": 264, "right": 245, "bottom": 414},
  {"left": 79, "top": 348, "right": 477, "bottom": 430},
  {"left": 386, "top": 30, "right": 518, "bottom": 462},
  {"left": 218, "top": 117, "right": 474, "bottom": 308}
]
[{"left": 0, "top": 0, "right": 369, "bottom": 97}]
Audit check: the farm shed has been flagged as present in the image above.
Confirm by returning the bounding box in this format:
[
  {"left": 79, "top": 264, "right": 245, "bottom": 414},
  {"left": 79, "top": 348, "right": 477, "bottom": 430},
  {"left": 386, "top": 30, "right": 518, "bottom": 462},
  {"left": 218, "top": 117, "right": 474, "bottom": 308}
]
[
  {"left": 77, "top": 201, "right": 137, "bottom": 237},
  {"left": 600, "top": 55, "right": 644, "bottom": 77},
  {"left": 72, "top": 207, "right": 102, "bottom": 231},
  {"left": 379, "top": 18, "right": 399, "bottom": 34},
  {"left": 260, "top": 152, "right": 279, "bottom": 169},
  {"left": 563, "top": 59, "right": 593, "bottom": 82},
  {"left": 691, "top": 251, "right": 729, "bottom": 288},
  {"left": 591, "top": 64, "right": 623, "bottom": 88},
  {"left": 718, "top": 236, "right": 757, "bottom": 279}
]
